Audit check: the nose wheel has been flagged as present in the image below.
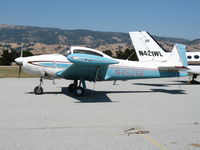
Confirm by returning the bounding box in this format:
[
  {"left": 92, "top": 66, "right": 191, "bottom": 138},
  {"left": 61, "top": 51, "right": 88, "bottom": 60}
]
[
  {"left": 34, "top": 78, "right": 44, "bottom": 95},
  {"left": 34, "top": 86, "right": 43, "bottom": 95}
]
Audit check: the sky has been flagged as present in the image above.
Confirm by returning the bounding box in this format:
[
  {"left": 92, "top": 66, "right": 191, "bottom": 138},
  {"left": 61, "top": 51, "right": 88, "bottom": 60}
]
[{"left": 0, "top": 0, "right": 200, "bottom": 40}]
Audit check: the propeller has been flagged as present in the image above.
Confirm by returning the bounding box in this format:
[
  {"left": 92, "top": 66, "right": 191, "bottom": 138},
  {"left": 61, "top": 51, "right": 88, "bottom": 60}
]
[
  {"left": 15, "top": 43, "right": 24, "bottom": 78},
  {"left": 18, "top": 64, "right": 22, "bottom": 78},
  {"left": 15, "top": 57, "right": 23, "bottom": 78}
]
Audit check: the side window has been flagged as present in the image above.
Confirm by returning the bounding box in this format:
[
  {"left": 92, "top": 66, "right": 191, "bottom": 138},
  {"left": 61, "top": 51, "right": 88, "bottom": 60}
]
[
  {"left": 187, "top": 55, "right": 192, "bottom": 59},
  {"left": 74, "top": 50, "right": 103, "bottom": 57},
  {"left": 194, "top": 55, "right": 199, "bottom": 59}
]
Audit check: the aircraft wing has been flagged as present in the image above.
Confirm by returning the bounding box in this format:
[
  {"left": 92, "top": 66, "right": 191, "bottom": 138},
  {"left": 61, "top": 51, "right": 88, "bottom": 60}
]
[{"left": 56, "top": 54, "right": 119, "bottom": 81}]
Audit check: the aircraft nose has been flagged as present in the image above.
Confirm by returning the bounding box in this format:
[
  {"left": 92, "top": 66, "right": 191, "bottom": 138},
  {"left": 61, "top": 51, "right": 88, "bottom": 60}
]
[{"left": 15, "top": 57, "right": 23, "bottom": 65}]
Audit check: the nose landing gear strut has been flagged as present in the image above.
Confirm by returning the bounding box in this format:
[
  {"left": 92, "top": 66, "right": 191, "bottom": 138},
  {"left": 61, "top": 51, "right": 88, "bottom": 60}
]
[{"left": 34, "top": 77, "right": 44, "bottom": 95}]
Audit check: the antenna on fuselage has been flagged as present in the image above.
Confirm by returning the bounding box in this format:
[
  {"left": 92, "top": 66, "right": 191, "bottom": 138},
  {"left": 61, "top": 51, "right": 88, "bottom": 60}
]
[{"left": 126, "top": 51, "right": 135, "bottom": 60}]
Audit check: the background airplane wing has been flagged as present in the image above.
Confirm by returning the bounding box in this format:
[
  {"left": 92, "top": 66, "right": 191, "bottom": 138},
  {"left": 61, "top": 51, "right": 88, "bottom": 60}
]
[{"left": 56, "top": 54, "right": 118, "bottom": 81}]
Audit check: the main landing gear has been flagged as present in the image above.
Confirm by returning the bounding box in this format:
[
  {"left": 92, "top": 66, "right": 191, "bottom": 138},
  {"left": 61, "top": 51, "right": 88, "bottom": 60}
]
[
  {"left": 68, "top": 80, "right": 85, "bottom": 96},
  {"left": 34, "top": 78, "right": 44, "bottom": 95},
  {"left": 33, "top": 78, "right": 85, "bottom": 96},
  {"left": 190, "top": 74, "right": 200, "bottom": 84}
]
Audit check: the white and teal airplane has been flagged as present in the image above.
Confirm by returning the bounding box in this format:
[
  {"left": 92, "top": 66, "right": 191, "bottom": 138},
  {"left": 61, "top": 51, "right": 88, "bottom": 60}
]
[
  {"left": 15, "top": 35, "right": 188, "bottom": 96},
  {"left": 129, "top": 31, "right": 200, "bottom": 83}
]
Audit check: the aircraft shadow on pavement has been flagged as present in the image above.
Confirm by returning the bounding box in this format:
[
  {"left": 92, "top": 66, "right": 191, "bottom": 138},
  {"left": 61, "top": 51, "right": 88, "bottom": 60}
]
[
  {"left": 26, "top": 88, "right": 113, "bottom": 103},
  {"left": 150, "top": 89, "right": 186, "bottom": 94},
  {"left": 61, "top": 87, "right": 113, "bottom": 103},
  {"left": 133, "top": 80, "right": 191, "bottom": 87},
  {"left": 26, "top": 86, "right": 186, "bottom": 103},
  {"left": 134, "top": 83, "right": 169, "bottom": 87},
  {"left": 99, "top": 89, "right": 186, "bottom": 95},
  {"left": 60, "top": 87, "right": 186, "bottom": 102}
]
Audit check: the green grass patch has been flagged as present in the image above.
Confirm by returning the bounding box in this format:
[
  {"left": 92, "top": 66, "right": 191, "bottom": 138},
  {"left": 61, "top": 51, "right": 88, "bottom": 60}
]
[{"left": 0, "top": 66, "right": 38, "bottom": 78}]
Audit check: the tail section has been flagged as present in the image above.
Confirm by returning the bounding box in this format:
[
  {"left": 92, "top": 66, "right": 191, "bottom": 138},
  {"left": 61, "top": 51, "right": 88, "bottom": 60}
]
[
  {"left": 129, "top": 31, "right": 188, "bottom": 72},
  {"left": 166, "top": 44, "right": 187, "bottom": 68},
  {"left": 129, "top": 31, "right": 169, "bottom": 62},
  {"left": 158, "top": 44, "right": 188, "bottom": 71}
]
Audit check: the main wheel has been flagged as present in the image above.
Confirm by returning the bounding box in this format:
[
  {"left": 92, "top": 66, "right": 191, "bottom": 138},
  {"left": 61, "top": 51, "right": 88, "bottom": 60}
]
[
  {"left": 74, "top": 86, "right": 84, "bottom": 96},
  {"left": 34, "top": 86, "right": 43, "bottom": 95},
  {"left": 68, "top": 84, "right": 75, "bottom": 92}
]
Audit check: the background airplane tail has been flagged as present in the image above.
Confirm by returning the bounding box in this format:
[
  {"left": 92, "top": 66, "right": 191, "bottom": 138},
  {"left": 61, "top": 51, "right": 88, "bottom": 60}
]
[{"left": 129, "top": 31, "right": 168, "bottom": 62}]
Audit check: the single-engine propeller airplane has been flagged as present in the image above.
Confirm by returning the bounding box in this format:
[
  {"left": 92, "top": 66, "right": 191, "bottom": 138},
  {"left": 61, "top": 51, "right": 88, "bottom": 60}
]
[
  {"left": 15, "top": 32, "right": 188, "bottom": 96},
  {"left": 130, "top": 31, "right": 200, "bottom": 83}
]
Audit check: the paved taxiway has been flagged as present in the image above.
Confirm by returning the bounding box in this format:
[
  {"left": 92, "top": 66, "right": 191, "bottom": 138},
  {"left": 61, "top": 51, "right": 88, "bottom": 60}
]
[{"left": 0, "top": 77, "right": 199, "bottom": 150}]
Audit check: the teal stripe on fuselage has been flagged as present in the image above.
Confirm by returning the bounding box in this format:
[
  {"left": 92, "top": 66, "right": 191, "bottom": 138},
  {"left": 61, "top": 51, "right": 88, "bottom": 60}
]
[
  {"left": 56, "top": 63, "right": 71, "bottom": 68},
  {"left": 105, "top": 67, "right": 187, "bottom": 80},
  {"left": 39, "top": 62, "right": 55, "bottom": 67},
  {"left": 38, "top": 62, "right": 71, "bottom": 68}
]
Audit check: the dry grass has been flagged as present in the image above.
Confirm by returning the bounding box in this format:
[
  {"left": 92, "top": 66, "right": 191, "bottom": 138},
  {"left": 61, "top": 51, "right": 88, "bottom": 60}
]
[{"left": 0, "top": 66, "right": 38, "bottom": 78}]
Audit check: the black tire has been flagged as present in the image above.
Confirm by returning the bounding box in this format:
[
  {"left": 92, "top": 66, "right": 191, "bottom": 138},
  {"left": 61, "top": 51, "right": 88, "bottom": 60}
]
[
  {"left": 34, "top": 86, "right": 43, "bottom": 95},
  {"left": 68, "top": 84, "right": 75, "bottom": 92},
  {"left": 74, "top": 86, "right": 84, "bottom": 96}
]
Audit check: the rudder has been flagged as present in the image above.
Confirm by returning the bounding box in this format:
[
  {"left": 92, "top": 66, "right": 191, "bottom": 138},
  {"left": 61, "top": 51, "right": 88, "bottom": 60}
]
[{"left": 167, "top": 44, "right": 187, "bottom": 68}]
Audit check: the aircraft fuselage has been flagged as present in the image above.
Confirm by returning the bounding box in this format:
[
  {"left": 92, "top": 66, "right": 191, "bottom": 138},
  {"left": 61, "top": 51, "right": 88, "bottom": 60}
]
[{"left": 20, "top": 54, "right": 186, "bottom": 81}]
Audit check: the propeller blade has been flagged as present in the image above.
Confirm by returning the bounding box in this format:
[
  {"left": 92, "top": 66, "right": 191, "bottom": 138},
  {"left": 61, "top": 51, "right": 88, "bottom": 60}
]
[
  {"left": 20, "top": 43, "right": 24, "bottom": 57},
  {"left": 18, "top": 65, "right": 22, "bottom": 78}
]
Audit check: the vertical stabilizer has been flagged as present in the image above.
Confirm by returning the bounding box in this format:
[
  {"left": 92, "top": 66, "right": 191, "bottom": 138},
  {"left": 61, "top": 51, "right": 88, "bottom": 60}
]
[
  {"left": 129, "top": 31, "right": 169, "bottom": 62},
  {"left": 167, "top": 44, "right": 187, "bottom": 68}
]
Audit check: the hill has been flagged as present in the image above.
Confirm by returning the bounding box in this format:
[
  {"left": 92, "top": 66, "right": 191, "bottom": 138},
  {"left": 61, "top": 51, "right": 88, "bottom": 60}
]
[
  {"left": 0, "top": 24, "right": 199, "bottom": 55},
  {"left": 0, "top": 24, "right": 130, "bottom": 47}
]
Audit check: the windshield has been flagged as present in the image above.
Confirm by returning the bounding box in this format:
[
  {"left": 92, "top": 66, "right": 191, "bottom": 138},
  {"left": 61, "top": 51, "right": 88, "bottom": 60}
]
[{"left": 64, "top": 50, "right": 71, "bottom": 56}]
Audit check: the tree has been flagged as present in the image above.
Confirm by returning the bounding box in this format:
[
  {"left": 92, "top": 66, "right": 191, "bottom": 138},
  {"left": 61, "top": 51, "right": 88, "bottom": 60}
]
[
  {"left": 22, "top": 50, "right": 33, "bottom": 57},
  {"left": 103, "top": 50, "right": 113, "bottom": 56},
  {"left": 0, "top": 49, "right": 33, "bottom": 65},
  {"left": 0, "top": 50, "right": 14, "bottom": 65},
  {"left": 116, "top": 50, "right": 125, "bottom": 59},
  {"left": 116, "top": 48, "right": 138, "bottom": 61}
]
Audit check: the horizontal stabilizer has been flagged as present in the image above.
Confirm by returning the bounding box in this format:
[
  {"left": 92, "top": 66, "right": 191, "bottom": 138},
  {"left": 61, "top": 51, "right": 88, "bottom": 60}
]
[{"left": 158, "top": 66, "right": 189, "bottom": 71}]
